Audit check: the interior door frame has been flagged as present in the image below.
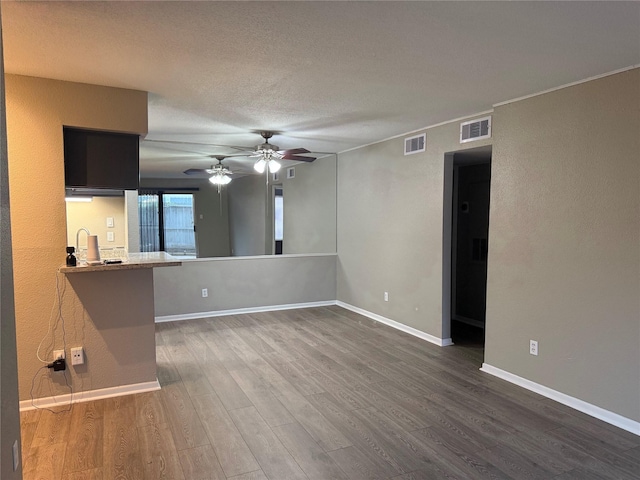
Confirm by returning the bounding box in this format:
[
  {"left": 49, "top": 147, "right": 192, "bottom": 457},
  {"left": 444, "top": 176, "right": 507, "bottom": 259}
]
[{"left": 442, "top": 145, "right": 492, "bottom": 344}]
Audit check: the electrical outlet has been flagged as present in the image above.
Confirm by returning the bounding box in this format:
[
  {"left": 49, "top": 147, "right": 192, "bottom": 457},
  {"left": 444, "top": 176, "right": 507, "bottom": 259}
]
[
  {"left": 202, "top": 288, "right": 208, "bottom": 298},
  {"left": 530, "top": 340, "right": 538, "bottom": 356},
  {"left": 53, "top": 349, "right": 65, "bottom": 360},
  {"left": 71, "top": 346, "right": 84, "bottom": 366},
  {"left": 384, "top": 292, "right": 389, "bottom": 302},
  {"left": 107, "top": 231, "right": 114, "bottom": 242}
]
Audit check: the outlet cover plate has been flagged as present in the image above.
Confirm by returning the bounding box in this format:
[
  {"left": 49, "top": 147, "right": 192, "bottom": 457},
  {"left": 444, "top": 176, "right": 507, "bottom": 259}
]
[{"left": 71, "top": 346, "right": 84, "bottom": 365}]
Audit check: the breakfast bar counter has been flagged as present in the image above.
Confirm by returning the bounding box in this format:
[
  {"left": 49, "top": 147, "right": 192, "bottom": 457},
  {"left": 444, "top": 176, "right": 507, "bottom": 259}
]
[
  {"left": 60, "top": 251, "right": 181, "bottom": 273},
  {"left": 50, "top": 252, "right": 183, "bottom": 404}
]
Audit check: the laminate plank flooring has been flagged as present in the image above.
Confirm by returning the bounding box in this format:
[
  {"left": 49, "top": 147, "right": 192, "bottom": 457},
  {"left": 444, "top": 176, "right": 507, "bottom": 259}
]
[
  {"left": 61, "top": 402, "right": 103, "bottom": 475},
  {"left": 20, "top": 307, "right": 640, "bottom": 479}
]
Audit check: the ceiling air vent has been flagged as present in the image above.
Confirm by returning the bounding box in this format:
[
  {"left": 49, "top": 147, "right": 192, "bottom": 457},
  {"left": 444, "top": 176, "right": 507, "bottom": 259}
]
[
  {"left": 460, "top": 116, "right": 491, "bottom": 143},
  {"left": 404, "top": 133, "right": 426, "bottom": 155}
]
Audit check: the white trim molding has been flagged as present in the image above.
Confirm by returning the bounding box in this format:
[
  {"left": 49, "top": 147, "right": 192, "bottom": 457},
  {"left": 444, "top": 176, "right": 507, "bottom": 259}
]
[
  {"left": 480, "top": 363, "right": 640, "bottom": 436},
  {"left": 336, "top": 301, "right": 453, "bottom": 347},
  {"left": 493, "top": 64, "right": 639, "bottom": 108},
  {"left": 155, "top": 300, "right": 337, "bottom": 323},
  {"left": 20, "top": 379, "right": 160, "bottom": 412}
]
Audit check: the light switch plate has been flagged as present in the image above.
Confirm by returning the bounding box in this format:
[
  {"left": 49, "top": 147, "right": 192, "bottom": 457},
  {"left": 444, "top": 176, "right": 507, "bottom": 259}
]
[{"left": 106, "top": 217, "right": 114, "bottom": 228}]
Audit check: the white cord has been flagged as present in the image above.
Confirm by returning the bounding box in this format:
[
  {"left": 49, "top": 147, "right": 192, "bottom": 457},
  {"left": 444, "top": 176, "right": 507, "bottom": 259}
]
[
  {"left": 30, "top": 268, "right": 73, "bottom": 412},
  {"left": 35, "top": 270, "right": 65, "bottom": 363},
  {"left": 30, "top": 365, "right": 72, "bottom": 414}
]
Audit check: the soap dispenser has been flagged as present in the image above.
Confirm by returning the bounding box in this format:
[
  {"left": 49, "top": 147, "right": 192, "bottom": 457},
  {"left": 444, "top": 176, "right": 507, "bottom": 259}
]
[{"left": 66, "top": 246, "right": 77, "bottom": 267}]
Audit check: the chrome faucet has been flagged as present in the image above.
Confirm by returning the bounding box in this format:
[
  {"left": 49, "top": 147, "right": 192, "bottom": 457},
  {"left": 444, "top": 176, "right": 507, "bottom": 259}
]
[{"left": 76, "top": 228, "right": 91, "bottom": 258}]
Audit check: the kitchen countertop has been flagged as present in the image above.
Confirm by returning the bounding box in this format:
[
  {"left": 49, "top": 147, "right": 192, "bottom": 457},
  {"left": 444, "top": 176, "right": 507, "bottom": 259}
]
[{"left": 60, "top": 252, "right": 182, "bottom": 273}]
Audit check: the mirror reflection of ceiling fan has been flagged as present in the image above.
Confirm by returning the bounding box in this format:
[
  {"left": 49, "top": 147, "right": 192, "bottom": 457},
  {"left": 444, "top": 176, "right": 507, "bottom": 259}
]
[{"left": 183, "top": 155, "right": 234, "bottom": 192}]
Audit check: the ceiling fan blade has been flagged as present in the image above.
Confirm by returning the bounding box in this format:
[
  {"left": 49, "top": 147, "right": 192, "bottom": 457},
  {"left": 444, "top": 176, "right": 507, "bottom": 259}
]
[
  {"left": 281, "top": 154, "right": 316, "bottom": 162},
  {"left": 145, "top": 139, "right": 251, "bottom": 151},
  {"left": 183, "top": 168, "right": 214, "bottom": 175},
  {"left": 279, "top": 147, "right": 310, "bottom": 155}
]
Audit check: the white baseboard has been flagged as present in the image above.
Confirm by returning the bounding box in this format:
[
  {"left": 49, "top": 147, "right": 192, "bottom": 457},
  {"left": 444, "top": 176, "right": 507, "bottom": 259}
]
[
  {"left": 155, "top": 300, "right": 337, "bottom": 323},
  {"left": 20, "top": 379, "right": 160, "bottom": 412},
  {"left": 336, "top": 301, "right": 453, "bottom": 347},
  {"left": 480, "top": 363, "right": 640, "bottom": 436}
]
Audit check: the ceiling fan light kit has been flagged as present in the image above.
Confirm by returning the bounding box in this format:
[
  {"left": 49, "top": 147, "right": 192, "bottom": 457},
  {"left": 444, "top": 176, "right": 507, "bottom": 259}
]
[
  {"left": 207, "top": 163, "right": 232, "bottom": 194},
  {"left": 209, "top": 172, "right": 232, "bottom": 186},
  {"left": 251, "top": 131, "right": 313, "bottom": 174},
  {"left": 253, "top": 158, "right": 281, "bottom": 174}
]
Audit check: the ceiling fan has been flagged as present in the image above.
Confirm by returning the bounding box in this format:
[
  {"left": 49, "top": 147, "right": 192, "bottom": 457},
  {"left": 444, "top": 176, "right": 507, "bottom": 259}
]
[
  {"left": 184, "top": 155, "right": 234, "bottom": 192},
  {"left": 250, "top": 131, "right": 316, "bottom": 173}
]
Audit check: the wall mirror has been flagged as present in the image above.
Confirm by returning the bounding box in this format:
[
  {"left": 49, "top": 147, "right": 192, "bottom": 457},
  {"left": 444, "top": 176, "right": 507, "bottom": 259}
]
[{"left": 66, "top": 154, "right": 337, "bottom": 259}]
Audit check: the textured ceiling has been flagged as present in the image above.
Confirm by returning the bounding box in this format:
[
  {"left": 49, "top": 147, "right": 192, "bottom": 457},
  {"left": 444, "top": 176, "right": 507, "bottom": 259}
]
[{"left": 2, "top": 1, "right": 639, "bottom": 178}]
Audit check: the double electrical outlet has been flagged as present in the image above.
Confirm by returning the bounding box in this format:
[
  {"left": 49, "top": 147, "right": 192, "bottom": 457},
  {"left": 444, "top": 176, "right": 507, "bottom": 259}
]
[{"left": 53, "top": 347, "right": 85, "bottom": 365}]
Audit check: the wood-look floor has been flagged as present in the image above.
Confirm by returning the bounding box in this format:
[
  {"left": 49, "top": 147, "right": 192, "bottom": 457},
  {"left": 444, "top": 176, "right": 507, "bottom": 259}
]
[{"left": 20, "top": 306, "right": 640, "bottom": 479}]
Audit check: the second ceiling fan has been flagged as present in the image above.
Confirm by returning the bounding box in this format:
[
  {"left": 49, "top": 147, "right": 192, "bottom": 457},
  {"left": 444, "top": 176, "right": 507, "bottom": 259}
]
[{"left": 183, "top": 155, "right": 234, "bottom": 192}]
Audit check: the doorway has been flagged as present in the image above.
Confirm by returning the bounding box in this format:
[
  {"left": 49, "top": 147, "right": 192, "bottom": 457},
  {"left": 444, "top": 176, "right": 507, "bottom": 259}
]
[
  {"left": 444, "top": 146, "right": 492, "bottom": 350},
  {"left": 274, "top": 187, "right": 283, "bottom": 254}
]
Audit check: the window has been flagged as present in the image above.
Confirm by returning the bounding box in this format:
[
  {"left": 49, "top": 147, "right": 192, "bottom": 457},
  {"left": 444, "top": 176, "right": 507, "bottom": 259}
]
[{"left": 138, "top": 192, "right": 196, "bottom": 258}]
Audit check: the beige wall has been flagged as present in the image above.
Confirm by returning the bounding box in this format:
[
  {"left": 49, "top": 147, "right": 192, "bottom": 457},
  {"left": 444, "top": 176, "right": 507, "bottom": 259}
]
[
  {"left": 485, "top": 69, "right": 640, "bottom": 422},
  {"left": 154, "top": 254, "right": 337, "bottom": 318},
  {"left": 337, "top": 119, "right": 490, "bottom": 339},
  {"left": 5, "top": 74, "right": 149, "bottom": 400},
  {"left": 66, "top": 196, "right": 127, "bottom": 251}
]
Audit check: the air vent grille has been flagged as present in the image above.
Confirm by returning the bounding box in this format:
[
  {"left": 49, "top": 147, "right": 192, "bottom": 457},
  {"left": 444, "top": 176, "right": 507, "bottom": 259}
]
[
  {"left": 404, "top": 133, "right": 426, "bottom": 155},
  {"left": 460, "top": 116, "right": 491, "bottom": 143}
]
